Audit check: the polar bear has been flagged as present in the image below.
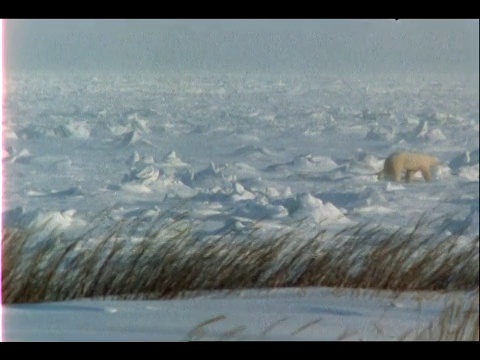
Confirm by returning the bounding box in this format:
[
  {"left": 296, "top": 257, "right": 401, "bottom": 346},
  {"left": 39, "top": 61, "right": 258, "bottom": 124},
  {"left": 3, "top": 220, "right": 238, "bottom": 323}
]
[{"left": 377, "top": 152, "right": 441, "bottom": 183}]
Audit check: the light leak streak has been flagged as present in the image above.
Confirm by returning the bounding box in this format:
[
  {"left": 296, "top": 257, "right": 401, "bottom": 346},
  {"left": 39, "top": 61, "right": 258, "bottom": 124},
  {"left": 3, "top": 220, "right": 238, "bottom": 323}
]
[{"left": 0, "top": 18, "right": 4, "bottom": 342}]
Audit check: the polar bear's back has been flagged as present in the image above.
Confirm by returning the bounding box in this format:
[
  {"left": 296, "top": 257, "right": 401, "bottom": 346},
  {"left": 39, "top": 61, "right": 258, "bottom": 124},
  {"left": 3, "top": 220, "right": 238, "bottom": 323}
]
[{"left": 401, "top": 152, "right": 440, "bottom": 171}]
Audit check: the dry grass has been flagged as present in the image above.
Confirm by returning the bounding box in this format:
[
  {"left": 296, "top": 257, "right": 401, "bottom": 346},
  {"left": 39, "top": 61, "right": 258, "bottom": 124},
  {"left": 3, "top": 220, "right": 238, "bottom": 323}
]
[
  {"left": 186, "top": 315, "right": 227, "bottom": 341},
  {"left": 408, "top": 291, "right": 479, "bottom": 341},
  {"left": 2, "top": 212, "right": 479, "bottom": 304}
]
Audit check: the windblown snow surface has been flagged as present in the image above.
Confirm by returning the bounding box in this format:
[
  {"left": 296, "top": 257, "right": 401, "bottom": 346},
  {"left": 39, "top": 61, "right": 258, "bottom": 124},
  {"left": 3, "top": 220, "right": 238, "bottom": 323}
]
[{"left": 2, "top": 71, "right": 479, "bottom": 341}]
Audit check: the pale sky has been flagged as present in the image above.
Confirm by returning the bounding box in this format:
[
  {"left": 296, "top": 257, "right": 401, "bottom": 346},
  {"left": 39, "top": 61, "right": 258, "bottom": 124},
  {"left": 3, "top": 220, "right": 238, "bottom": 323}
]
[{"left": 4, "top": 19, "right": 479, "bottom": 74}]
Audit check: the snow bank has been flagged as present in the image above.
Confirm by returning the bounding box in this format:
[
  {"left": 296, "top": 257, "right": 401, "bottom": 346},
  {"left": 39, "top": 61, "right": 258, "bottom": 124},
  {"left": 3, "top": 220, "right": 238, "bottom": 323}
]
[
  {"left": 365, "top": 125, "right": 396, "bottom": 142},
  {"left": 17, "top": 125, "right": 55, "bottom": 139},
  {"left": 9, "top": 148, "right": 32, "bottom": 163},
  {"left": 16, "top": 122, "right": 90, "bottom": 139},
  {"left": 317, "top": 187, "right": 388, "bottom": 210},
  {"left": 441, "top": 203, "right": 480, "bottom": 236},
  {"left": 184, "top": 161, "right": 231, "bottom": 188},
  {"left": 348, "top": 149, "right": 383, "bottom": 173},
  {"left": 425, "top": 128, "right": 447, "bottom": 142},
  {"left": 289, "top": 193, "right": 352, "bottom": 225},
  {"left": 120, "top": 150, "right": 195, "bottom": 198},
  {"left": 109, "top": 113, "right": 151, "bottom": 136},
  {"left": 158, "top": 151, "right": 191, "bottom": 174},
  {"left": 230, "top": 145, "right": 273, "bottom": 157},
  {"left": 266, "top": 154, "right": 339, "bottom": 173},
  {"left": 458, "top": 164, "right": 479, "bottom": 182},
  {"left": 231, "top": 194, "right": 289, "bottom": 220},
  {"left": 116, "top": 130, "right": 153, "bottom": 147},
  {"left": 449, "top": 148, "right": 479, "bottom": 175},
  {"left": 53, "top": 122, "right": 90, "bottom": 139},
  {"left": 4, "top": 207, "right": 87, "bottom": 241}
]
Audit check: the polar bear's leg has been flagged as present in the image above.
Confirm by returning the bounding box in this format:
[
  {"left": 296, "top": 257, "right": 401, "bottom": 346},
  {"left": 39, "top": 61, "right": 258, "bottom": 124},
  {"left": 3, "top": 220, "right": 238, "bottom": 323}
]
[
  {"left": 406, "top": 170, "right": 415, "bottom": 183},
  {"left": 420, "top": 168, "right": 432, "bottom": 182},
  {"left": 394, "top": 172, "right": 402, "bottom": 182},
  {"left": 393, "top": 162, "right": 403, "bottom": 182}
]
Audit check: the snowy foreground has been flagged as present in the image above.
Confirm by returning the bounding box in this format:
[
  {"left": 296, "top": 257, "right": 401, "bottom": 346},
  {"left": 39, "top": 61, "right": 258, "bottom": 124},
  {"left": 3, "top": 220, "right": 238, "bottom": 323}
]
[
  {"left": 3, "top": 287, "right": 477, "bottom": 341},
  {"left": 3, "top": 71, "right": 479, "bottom": 341}
]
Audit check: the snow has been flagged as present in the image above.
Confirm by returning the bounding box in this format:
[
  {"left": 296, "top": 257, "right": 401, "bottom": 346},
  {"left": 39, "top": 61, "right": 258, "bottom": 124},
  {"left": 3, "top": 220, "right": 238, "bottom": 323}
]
[
  {"left": 3, "top": 287, "right": 476, "bottom": 341},
  {"left": 2, "top": 67, "right": 479, "bottom": 340}
]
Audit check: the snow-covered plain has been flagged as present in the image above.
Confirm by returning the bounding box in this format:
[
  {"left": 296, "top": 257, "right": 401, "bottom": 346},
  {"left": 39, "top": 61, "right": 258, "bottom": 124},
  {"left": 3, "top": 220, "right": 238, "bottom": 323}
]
[
  {"left": 2, "top": 70, "right": 479, "bottom": 341},
  {"left": 4, "top": 72, "right": 479, "bottom": 236}
]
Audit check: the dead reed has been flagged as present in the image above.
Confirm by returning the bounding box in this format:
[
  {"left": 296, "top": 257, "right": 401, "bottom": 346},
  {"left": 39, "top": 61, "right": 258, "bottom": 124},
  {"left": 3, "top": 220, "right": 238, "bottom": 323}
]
[{"left": 2, "top": 212, "right": 478, "bottom": 304}]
